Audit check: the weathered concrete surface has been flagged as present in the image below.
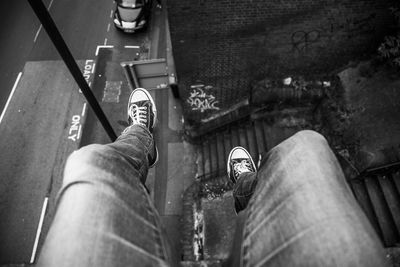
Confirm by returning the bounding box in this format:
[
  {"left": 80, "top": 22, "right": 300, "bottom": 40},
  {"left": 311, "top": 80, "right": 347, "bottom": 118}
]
[
  {"left": 337, "top": 61, "right": 400, "bottom": 170},
  {"left": 202, "top": 192, "right": 236, "bottom": 261}
]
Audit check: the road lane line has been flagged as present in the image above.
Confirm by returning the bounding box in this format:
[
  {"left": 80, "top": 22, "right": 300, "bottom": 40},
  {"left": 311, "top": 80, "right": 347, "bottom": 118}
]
[
  {"left": 104, "top": 38, "right": 108, "bottom": 45},
  {"left": 124, "top": 45, "right": 140, "bottom": 49},
  {"left": 48, "top": 0, "right": 55, "bottom": 10},
  {"left": 110, "top": 10, "right": 113, "bottom": 18},
  {"left": 30, "top": 197, "right": 49, "bottom": 264},
  {"left": 0, "top": 72, "right": 22, "bottom": 124},
  {"left": 81, "top": 102, "right": 87, "bottom": 117},
  {"left": 95, "top": 45, "right": 114, "bottom": 56},
  {"left": 34, "top": 25, "right": 42, "bottom": 43},
  {"left": 33, "top": 0, "right": 54, "bottom": 43},
  {"left": 107, "top": 23, "right": 111, "bottom": 32},
  {"left": 77, "top": 124, "right": 82, "bottom": 140},
  {"left": 91, "top": 63, "right": 96, "bottom": 73}
]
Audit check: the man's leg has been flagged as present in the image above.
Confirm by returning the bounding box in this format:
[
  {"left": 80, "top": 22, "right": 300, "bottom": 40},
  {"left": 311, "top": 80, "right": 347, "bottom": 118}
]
[
  {"left": 233, "top": 172, "right": 258, "bottom": 213},
  {"left": 227, "top": 146, "right": 258, "bottom": 214},
  {"left": 37, "top": 89, "right": 171, "bottom": 267},
  {"left": 232, "top": 130, "right": 389, "bottom": 266}
]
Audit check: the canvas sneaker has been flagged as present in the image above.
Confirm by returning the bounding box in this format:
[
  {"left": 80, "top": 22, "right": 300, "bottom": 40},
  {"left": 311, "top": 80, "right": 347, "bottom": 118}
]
[
  {"left": 127, "top": 88, "right": 157, "bottom": 132},
  {"left": 127, "top": 88, "right": 158, "bottom": 167},
  {"left": 227, "top": 146, "right": 256, "bottom": 183}
]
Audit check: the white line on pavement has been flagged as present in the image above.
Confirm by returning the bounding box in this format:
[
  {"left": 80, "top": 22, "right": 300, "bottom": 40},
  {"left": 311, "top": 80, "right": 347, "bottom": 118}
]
[
  {"left": 104, "top": 38, "right": 108, "bottom": 45},
  {"left": 33, "top": 25, "right": 42, "bottom": 43},
  {"left": 91, "top": 63, "right": 96, "bottom": 73},
  {"left": 30, "top": 197, "right": 49, "bottom": 264},
  {"left": 95, "top": 45, "right": 114, "bottom": 56},
  {"left": 0, "top": 72, "right": 22, "bottom": 124},
  {"left": 48, "top": 0, "right": 55, "bottom": 10},
  {"left": 110, "top": 10, "right": 113, "bottom": 18},
  {"left": 77, "top": 124, "right": 82, "bottom": 140},
  {"left": 33, "top": 0, "right": 55, "bottom": 43},
  {"left": 81, "top": 102, "right": 87, "bottom": 117},
  {"left": 107, "top": 23, "right": 111, "bottom": 32},
  {"left": 124, "top": 45, "right": 140, "bottom": 49}
]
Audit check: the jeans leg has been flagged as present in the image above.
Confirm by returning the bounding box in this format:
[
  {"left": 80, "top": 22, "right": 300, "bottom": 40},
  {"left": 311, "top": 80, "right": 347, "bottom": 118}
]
[
  {"left": 240, "top": 130, "right": 389, "bottom": 267},
  {"left": 233, "top": 172, "right": 258, "bottom": 213},
  {"left": 37, "top": 125, "right": 171, "bottom": 267}
]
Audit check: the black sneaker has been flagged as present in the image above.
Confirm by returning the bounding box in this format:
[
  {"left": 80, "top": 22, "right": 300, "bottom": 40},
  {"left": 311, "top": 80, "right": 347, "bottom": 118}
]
[
  {"left": 227, "top": 146, "right": 256, "bottom": 183},
  {"left": 127, "top": 88, "right": 158, "bottom": 167}
]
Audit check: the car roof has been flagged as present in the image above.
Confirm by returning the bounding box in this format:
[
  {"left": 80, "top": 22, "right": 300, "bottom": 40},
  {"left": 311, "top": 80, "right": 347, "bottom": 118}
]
[{"left": 116, "top": 0, "right": 145, "bottom": 8}]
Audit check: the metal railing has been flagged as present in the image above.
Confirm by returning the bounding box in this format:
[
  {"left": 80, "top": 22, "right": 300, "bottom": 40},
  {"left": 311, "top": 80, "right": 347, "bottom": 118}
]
[{"left": 28, "top": 0, "right": 117, "bottom": 142}]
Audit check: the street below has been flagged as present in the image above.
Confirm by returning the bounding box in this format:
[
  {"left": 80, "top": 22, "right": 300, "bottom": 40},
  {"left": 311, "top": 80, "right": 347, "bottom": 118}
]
[{"left": 0, "top": 0, "right": 153, "bottom": 263}]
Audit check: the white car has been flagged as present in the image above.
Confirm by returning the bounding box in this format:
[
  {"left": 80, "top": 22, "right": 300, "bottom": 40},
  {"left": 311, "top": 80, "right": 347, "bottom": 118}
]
[{"left": 113, "top": 0, "right": 151, "bottom": 33}]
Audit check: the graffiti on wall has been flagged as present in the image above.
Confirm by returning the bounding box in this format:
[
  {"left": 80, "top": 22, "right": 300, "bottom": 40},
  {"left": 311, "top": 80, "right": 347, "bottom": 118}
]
[
  {"left": 291, "top": 30, "right": 321, "bottom": 52},
  {"left": 187, "top": 84, "right": 220, "bottom": 112},
  {"left": 326, "top": 12, "right": 376, "bottom": 36},
  {"left": 290, "top": 10, "right": 377, "bottom": 53}
]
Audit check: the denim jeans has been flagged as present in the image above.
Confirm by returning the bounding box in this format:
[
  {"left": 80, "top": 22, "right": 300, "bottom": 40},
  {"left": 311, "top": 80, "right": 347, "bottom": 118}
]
[
  {"left": 230, "top": 130, "right": 388, "bottom": 266},
  {"left": 38, "top": 129, "right": 388, "bottom": 266},
  {"left": 37, "top": 125, "right": 171, "bottom": 266}
]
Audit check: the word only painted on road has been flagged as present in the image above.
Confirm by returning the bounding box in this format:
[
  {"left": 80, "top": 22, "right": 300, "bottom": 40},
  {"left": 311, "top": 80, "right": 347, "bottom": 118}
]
[
  {"left": 187, "top": 85, "right": 220, "bottom": 113},
  {"left": 68, "top": 115, "right": 82, "bottom": 142}
]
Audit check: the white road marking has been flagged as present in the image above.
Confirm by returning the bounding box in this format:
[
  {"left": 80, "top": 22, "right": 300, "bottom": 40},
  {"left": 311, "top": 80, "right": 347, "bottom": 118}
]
[
  {"left": 104, "top": 38, "right": 108, "bottom": 45},
  {"left": 77, "top": 124, "right": 82, "bottom": 140},
  {"left": 48, "top": 0, "right": 55, "bottom": 10},
  {"left": 124, "top": 45, "right": 140, "bottom": 49},
  {"left": 107, "top": 23, "right": 111, "bottom": 32},
  {"left": 110, "top": 10, "right": 113, "bottom": 18},
  {"left": 91, "top": 63, "right": 96, "bottom": 73},
  {"left": 81, "top": 102, "right": 87, "bottom": 117},
  {"left": 30, "top": 197, "right": 49, "bottom": 264},
  {"left": 0, "top": 72, "right": 22, "bottom": 124},
  {"left": 33, "top": 25, "right": 42, "bottom": 43},
  {"left": 95, "top": 45, "right": 114, "bottom": 56},
  {"left": 33, "top": 0, "right": 55, "bottom": 42},
  {"left": 68, "top": 115, "right": 82, "bottom": 141}
]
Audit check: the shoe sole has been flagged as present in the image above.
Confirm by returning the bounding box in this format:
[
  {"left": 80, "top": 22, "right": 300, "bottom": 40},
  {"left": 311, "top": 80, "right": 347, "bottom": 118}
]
[
  {"left": 227, "top": 146, "right": 256, "bottom": 183},
  {"left": 128, "top": 88, "right": 157, "bottom": 129}
]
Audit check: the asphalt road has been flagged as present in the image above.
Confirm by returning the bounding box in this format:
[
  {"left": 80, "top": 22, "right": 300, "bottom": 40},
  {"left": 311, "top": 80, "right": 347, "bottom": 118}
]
[
  {"left": 0, "top": 0, "right": 44, "bottom": 113},
  {"left": 0, "top": 0, "right": 147, "bottom": 111},
  {"left": 0, "top": 0, "right": 151, "bottom": 264}
]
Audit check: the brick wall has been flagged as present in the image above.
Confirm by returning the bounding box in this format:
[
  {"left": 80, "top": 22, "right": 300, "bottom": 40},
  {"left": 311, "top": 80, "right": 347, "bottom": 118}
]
[{"left": 167, "top": 0, "right": 396, "bottom": 124}]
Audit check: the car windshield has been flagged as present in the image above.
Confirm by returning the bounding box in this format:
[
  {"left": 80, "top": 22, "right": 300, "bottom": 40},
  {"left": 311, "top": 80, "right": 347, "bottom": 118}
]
[{"left": 118, "top": 6, "right": 142, "bottom": 22}]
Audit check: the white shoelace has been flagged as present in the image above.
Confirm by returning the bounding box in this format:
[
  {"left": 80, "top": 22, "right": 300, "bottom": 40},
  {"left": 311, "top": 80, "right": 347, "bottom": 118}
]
[
  {"left": 233, "top": 160, "right": 253, "bottom": 176},
  {"left": 129, "top": 104, "right": 148, "bottom": 126}
]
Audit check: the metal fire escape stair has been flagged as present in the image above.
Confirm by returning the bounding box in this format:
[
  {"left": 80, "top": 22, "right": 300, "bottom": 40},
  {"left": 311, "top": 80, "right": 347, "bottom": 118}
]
[{"left": 181, "top": 109, "right": 400, "bottom": 266}]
